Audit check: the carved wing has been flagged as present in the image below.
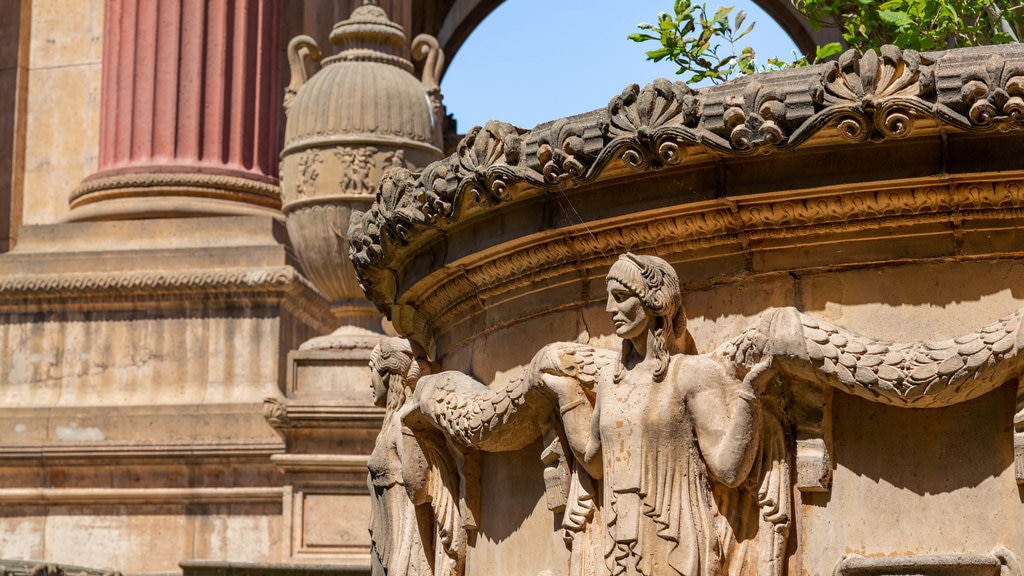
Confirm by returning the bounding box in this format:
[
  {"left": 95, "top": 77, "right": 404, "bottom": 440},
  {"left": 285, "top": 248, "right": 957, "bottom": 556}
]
[
  {"left": 413, "top": 369, "right": 547, "bottom": 451},
  {"left": 412, "top": 342, "right": 616, "bottom": 453},
  {"left": 714, "top": 306, "right": 1024, "bottom": 407},
  {"left": 790, "top": 308, "right": 1024, "bottom": 407},
  {"left": 417, "top": 431, "right": 467, "bottom": 576}
]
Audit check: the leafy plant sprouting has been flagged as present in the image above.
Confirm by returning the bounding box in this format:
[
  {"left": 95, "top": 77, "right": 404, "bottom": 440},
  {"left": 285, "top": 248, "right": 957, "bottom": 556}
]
[
  {"left": 629, "top": 0, "right": 758, "bottom": 83},
  {"left": 796, "top": 0, "right": 1024, "bottom": 52},
  {"left": 631, "top": 0, "right": 1024, "bottom": 85}
]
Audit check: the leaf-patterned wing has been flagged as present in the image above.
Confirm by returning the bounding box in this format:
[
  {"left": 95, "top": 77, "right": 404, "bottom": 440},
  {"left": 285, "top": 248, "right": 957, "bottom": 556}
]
[
  {"left": 716, "top": 306, "right": 1024, "bottom": 407},
  {"left": 418, "top": 432, "right": 467, "bottom": 576},
  {"left": 793, "top": 308, "right": 1024, "bottom": 407}
]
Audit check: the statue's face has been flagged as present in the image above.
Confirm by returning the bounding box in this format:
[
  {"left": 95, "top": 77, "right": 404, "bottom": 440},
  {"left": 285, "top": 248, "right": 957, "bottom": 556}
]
[
  {"left": 606, "top": 278, "right": 651, "bottom": 341},
  {"left": 370, "top": 363, "right": 388, "bottom": 408}
]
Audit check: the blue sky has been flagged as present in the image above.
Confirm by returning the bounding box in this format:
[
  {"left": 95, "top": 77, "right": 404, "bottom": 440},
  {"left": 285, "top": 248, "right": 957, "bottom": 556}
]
[{"left": 440, "top": 0, "right": 800, "bottom": 131}]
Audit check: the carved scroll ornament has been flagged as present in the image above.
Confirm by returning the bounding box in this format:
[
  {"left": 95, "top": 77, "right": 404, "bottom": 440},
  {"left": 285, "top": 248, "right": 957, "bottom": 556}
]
[
  {"left": 350, "top": 44, "right": 1024, "bottom": 317},
  {"left": 367, "top": 253, "right": 1024, "bottom": 576}
]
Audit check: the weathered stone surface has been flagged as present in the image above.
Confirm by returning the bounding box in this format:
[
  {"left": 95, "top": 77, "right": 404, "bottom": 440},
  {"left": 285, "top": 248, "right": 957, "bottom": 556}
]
[
  {"left": 10, "top": 0, "right": 1024, "bottom": 568},
  {"left": 366, "top": 252, "right": 1024, "bottom": 576}
]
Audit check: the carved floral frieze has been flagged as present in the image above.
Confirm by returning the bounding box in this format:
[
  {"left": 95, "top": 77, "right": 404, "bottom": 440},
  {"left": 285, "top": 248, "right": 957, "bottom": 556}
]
[
  {"left": 349, "top": 45, "right": 1024, "bottom": 318},
  {"left": 812, "top": 46, "right": 932, "bottom": 142}
]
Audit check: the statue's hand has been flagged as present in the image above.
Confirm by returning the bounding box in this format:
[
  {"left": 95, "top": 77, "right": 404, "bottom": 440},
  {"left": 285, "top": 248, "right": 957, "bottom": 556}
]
[
  {"left": 540, "top": 372, "right": 590, "bottom": 412},
  {"left": 530, "top": 342, "right": 612, "bottom": 411},
  {"left": 742, "top": 358, "right": 775, "bottom": 398},
  {"left": 563, "top": 467, "right": 596, "bottom": 532}
]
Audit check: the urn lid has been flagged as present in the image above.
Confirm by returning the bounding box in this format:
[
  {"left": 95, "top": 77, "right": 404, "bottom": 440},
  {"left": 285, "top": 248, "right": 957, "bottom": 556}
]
[
  {"left": 283, "top": 2, "right": 441, "bottom": 153},
  {"left": 326, "top": 2, "right": 412, "bottom": 72}
]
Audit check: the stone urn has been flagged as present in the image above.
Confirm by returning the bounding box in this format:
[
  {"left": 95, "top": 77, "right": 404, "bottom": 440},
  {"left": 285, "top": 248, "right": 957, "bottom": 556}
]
[{"left": 280, "top": 1, "right": 445, "bottom": 330}]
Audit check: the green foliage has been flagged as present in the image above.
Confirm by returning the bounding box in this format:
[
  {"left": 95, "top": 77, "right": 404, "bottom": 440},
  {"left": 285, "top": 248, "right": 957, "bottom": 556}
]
[
  {"left": 795, "top": 0, "right": 1024, "bottom": 51},
  {"left": 628, "top": 0, "right": 762, "bottom": 83},
  {"left": 632, "top": 0, "right": 1023, "bottom": 84}
]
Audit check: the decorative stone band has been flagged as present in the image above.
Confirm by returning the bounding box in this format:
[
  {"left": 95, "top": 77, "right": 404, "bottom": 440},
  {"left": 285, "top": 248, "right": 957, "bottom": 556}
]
[
  {"left": 0, "top": 487, "right": 283, "bottom": 507},
  {"left": 392, "top": 178, "right": 1024, "bottom": 357},
  {"left": 0, "top": 440, "right": 284, "bottom": 463},
  {"left": 0, "top": 560, "right": 124, "bottom": 576},
  {"left": 262, "top": 397, "right": 384, "bottom": 430},
  {"left": 67, "top": 170, "right": 283, "bottom": 220},
  {"left": 834, "top": 548, "right": 1021, "bottom": 576},
  {"left": 349, "top": 44, "right": 1024, "bottom": 319},
  {"left": 0, "top": 266, "right": 336, "bottom": 334},
  {"left": 180, "top": 560, "right": 369, "bottom": 576},
  {"left": 268, "top": 453, "right": 371, "bottom": 475}
]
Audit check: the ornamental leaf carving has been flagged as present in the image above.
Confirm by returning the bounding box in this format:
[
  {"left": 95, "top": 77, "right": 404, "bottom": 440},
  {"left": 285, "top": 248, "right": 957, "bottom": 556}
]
[
  {"left": 415, "top": 161, "right": 459, "bottom": 224},
  {"left": 960, "top": 54, "right": 1024, "bottom": 128},
  {"left": 348, "top": 168, "right": 421, "bottom": 268},
  {"left": 457, "top": 120, "right": 526, "bottom": 204},
  {"left": 263, "top": 398, "right": 293, "bottom": 429},
  {"left": 607, "top": 78, "right": 696, "bottom": 138},
  {"left": 818, "top": 46, "right": 932, "bottom": 141},
  {"left": 724, "top": 81, "right": 787, "bottom": 151},
  {"left": 30, "top": 567, "right": 64, "bottom": 576},
  {"left": 537, "top": 119, "right": 592, "bottom": 185},
  {"left": 607, "top": 78, "right": 697, "bottom": 169}
]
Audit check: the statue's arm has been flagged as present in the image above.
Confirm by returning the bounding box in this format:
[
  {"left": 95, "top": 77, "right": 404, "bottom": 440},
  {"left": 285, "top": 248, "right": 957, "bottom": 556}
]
[
  {"left": 687, "top": 359, "right": 765, "bottom": 487},
  {"left": 531, "top": 342, "right": 616, "bottom": 478},
  {"left": 539, "top": 371, "right": 602, "bottom": 478},
  {"left": 409, "top": 342, "right": 616, "bottom": 454},
  {"left": 584, "top": 395, "right": 603, "bottom": 479}
]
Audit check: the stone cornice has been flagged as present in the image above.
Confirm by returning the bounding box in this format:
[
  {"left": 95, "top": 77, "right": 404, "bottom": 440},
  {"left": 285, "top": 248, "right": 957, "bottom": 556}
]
[
  {"left": 350, "top": 45, "right": 1024, "bottom": 326},
  {"left": 0, "top": 486, "right": 283, "bottom": 506},
  {"left": 268, "top": 453, "right": 370, "bottom": 474},
  {"left": 263, "top": 398, "right": 384, "bottom": 430},
  {"left": 0, "top": 265, "right": 337, "bottom": 333},
  {"left": 398, "top": 178, "right": 1024, "bottom": 353},
  {"left": 0, "top": 440, "right": 285, "bottom": 464},
  {"left": 181, "top": 561, "right": 369, "bottom": 576}
]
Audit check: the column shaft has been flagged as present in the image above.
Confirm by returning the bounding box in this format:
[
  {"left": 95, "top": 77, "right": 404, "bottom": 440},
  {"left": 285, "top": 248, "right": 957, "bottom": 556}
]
[{"left": 70, "top": 0, "right": 282, "bottom": 220}]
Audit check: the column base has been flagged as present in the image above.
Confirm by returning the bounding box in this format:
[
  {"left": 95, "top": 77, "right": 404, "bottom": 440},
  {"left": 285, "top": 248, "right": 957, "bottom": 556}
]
[{"left": 67, "top": 169, "right": 282, "bottom": 221}]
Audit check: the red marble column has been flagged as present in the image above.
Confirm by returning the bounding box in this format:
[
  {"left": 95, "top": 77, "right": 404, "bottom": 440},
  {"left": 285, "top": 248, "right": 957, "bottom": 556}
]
[{"left": 69, "top": 0, "right": 282, "bottom": 220}]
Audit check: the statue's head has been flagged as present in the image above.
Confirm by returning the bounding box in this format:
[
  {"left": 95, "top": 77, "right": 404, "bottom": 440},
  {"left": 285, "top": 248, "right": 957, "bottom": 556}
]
[
  {"left": 606, "top": 253, "right": 685, "bottom": 336},
  {"left": 605, "top": 253, "right": 686, "bottom": 382},
  {"left": 369, "top": 337, "right": 420, "bottom": 409}
]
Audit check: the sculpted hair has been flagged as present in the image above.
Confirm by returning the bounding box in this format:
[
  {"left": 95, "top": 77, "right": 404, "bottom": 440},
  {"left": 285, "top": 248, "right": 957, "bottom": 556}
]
[
  {"left": 371, "top": 337, "right": 421, "bottom": 410},
  {"left": 606, "top": 253, "right": 686, "bottom": 382}
]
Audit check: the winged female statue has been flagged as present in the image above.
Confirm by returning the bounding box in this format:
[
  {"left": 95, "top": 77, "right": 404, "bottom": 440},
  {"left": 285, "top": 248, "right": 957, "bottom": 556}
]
[{"left": 371, "top": 253, "right": 1024, "bottom": 576}]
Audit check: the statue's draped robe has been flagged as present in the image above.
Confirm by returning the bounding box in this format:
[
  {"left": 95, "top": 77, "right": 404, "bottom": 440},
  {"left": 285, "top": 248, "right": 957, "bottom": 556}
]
[
  {"left": 594, "top": 355, "right": 771, "bottom": 576},
  {"left": 368, "top": 412, "right": 432, "bottom": 576}
]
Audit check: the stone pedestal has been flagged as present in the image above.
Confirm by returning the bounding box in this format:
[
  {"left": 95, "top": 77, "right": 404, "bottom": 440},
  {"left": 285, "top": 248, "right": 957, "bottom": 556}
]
[
  {"left": 0, "top": 217, "right": 334, "bottom": 571},
  {"left": 264, "top": 342, "right": 384, "bottom": 565}
]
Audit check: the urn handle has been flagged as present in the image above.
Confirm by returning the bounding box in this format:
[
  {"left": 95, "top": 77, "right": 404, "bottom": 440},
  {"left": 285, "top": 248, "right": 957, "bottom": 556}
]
[
  {"left": 412, "top": 34, "right": 445, "bottom": 146},
  {"left": 412, "top": 34, "right": 444, "bottom": 92},
  {"left": 284, "top": 35, "right": 322, "bottom": 113}
]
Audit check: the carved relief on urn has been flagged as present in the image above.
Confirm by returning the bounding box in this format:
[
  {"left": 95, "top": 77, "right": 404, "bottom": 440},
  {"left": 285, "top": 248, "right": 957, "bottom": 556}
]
[{"left": 280, "top": 1, "right": 445, "bottom": 328}]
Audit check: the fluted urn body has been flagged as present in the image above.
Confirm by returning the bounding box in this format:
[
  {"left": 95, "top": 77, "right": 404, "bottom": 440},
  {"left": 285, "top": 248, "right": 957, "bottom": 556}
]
[{"left": 280, "top": 2, "right": 444, "bottom": 328}]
